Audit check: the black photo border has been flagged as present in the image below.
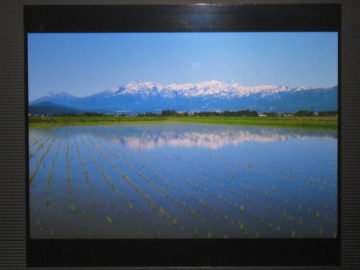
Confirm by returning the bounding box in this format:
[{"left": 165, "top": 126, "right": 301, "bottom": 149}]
[{"left": 24, "top": 4, "right": 341, "bottom": 267}]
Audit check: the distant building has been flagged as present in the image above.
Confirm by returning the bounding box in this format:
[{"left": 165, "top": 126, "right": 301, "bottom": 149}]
[{"left": 259, "top": 114, "right": 267, "bottom": 117}]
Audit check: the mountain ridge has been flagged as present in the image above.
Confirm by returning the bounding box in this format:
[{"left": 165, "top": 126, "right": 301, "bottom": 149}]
[{"left": 30, "top": 80, "right": 338, "bottom": 114}]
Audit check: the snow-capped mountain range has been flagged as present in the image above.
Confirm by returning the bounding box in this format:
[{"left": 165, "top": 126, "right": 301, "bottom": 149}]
[
  {"left": 104, "top": 80, "right": 292, "bottom": 98},
  {"left": 30, "top": 80, "right": 338, "bottom": 114}
]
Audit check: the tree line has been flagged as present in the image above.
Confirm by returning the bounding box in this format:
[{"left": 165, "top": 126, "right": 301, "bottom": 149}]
[{"left": 32, "top": 109, "right": 338, "bottom": 117}]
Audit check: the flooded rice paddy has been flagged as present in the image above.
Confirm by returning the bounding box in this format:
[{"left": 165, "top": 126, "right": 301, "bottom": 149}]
[{"left": 29, "top": 123, "right": 337, "bottom": 238}]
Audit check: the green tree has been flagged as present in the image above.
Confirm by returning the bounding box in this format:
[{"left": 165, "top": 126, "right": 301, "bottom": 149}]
[{"left": 294, "top": 110, "right": 315, "bottom": 116}]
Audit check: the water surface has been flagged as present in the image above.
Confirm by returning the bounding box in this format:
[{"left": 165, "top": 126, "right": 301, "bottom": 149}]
[{"left": 29, "top": 123, "right": 337, "bottom": 238}]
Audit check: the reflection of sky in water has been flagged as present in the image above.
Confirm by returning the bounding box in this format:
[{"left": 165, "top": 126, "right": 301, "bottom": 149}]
[
  {"left": 85, "top": 123, "right": 337, "bottom": 150},
  {"left": 30, "top": 123, "right": 338, "bottom": 239}
]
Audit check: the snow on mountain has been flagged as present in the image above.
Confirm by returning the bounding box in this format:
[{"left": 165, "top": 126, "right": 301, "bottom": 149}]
[
  {"left": 118, "top": 80, "right": 291, "bottom": 98},
  {"left": 30, "top": 80, "right": 338, "bottom": 114},
  {"left": 98, "top": 80, "right": 293, "bottom": 98},
  {"left": 34, "top": 80, "right": 331, "bottom": 100}
]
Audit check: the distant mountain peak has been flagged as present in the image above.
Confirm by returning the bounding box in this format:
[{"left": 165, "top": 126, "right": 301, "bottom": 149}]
[{"left": 44, "top": 91, "right": 74, "bottom": 97}]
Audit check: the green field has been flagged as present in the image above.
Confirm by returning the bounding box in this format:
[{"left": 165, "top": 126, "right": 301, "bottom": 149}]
[{"left": 29, "top": 115, "right": 338, "bottom": 129}]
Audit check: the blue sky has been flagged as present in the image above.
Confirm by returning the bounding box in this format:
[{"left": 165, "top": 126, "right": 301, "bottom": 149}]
[{"left": 28, "top": 32, "right": 338, "bottom": 100}]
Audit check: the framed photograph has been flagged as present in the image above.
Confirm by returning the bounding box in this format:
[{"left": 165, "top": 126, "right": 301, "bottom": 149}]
[{"left": 25, "top": 4, "right": 341, "bottom": 267}]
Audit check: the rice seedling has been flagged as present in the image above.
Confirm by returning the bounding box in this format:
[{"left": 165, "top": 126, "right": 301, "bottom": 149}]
[
  {"left": 193, "top": 228, "right": 199, "bottom": 236},
  {"left": 69, "top": 204, "right": 77, "bottom": 213},
  {"left": 44, "top": 198, "right": 52, "bottom": 206},
  {"left": 106, "top": 217, "right": 113, "bottom": 224},
  {"left": 169, "top": 218, "right": 178, "bottom": 226}
]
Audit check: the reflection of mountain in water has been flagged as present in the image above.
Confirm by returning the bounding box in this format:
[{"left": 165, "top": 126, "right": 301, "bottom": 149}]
[{"left": 85, "top": 123, "right": 337, "bottom": 150}]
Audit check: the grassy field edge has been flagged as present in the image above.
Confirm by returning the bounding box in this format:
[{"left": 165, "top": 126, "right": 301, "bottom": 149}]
[{"left": 29, "top": 116, "right": 338, "bottom": 129}]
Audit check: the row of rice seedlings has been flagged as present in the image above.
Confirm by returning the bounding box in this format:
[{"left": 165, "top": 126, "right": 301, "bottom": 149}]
[
  {"left": 29, "top": 130, "right": 44, "bottom": 146},
  {"left": 78, "top": 133, "right": 137, "bottom": 206},
  {"left": 220, "top": 157, "right": 298, "bottom": 187},
  {"left": 244, "top": 161, "right": 328, "bottom": 191},
  {"left": 120, "top": 144, "right": 248, "bottom": 229},
  {"left": 159, "top": 154, "right": 288, "bottom": 234},
  {"left": 78, "top": 134, "right": 149, "bottom": 236},
  {"left": 179, "top": 160, "right": 282, "bottom": 215},
  {"left": 29, "top": 128, "right": 59, "bottom": 159},
  {"left": 218, "top": 175, "right": 310, "bottom": 234},
  {"left": 85, "top": 127, "right": 202, "bottom": 210},
  {"left": 99, "top": 145, "right": 204, "bottom": 226},
  {"left": 46, "top": 127, "right": 66, "bottom": 196},
  {"left": 146, "top": 150, "right": 257, "bottom": 204},
  {"left": 29, "top": 127, "right": 56, "bottom": 148},
  {"left": 244, "top": 188, "right": 332, "bottom": 237},
  {"left": 166, "top": 154, "right": 258, "bottom": 217},
  {"left": 89, "top": 126, "right": 178, "bottom": 189},
  {"left": 86, "top": 130, "right": 207, "bottom": 226},
  {"left": 175, "top": 153, "right": 320, "bottom": 223},
  {"left": 29, "top": 127, "right": 58, "bottom": 148},
  {"left": 247, "top": 167, "right": 335, "bottom": 227},
  {"left": 107, "top": 139, "right": 235, "bottom": 227},
  {"left": 90, "top": 126, "right": 325, "bottom": 237},
  {"left": 72, "top": 127, "right": 98, "bottom": 199},
  {"left": 65, "top": 127, "right": 72, "bottom": 196},
  {"left": 145, "top": 152, "right": 307, "bottom": 236},
  {"left": 81, "top": 131, "right": 186, "bottom": 233},
  {"left": 170, "top": 146, "right": 333, "bottom": 237},
  {"left": 143, "top": 154, "right": 238, "bottom": 227},
  {"left": 120, "top": 150, "right": 219, "bottom": 229},
  {"left": 260, "top": 161, "right": 311, "bottom": 182},
  {"left": 29, "top": 129, "right": 61, "bottom": 185},
  {"left": 164, "top": 152, "right": 263, "bottom": 201}
]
